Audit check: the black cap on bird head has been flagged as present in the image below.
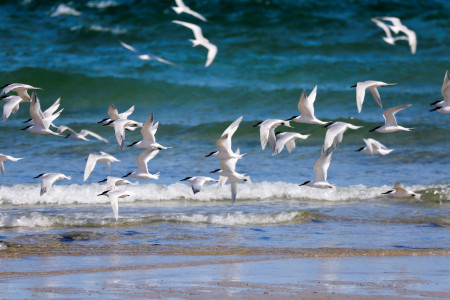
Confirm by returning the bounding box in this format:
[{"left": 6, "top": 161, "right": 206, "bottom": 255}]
[
  {"left": 20, "top": 125, "right": 32, "bottom": 131},
  {"left": 323, "top": 122, "right": 334, "bottom": 128},
  {"left": 33, "top": 173, "right": 45, "bottom": 179},
  {"left": 127, "top": 141, "right": 138, "bottom": 147},
  {"left": 350, "top": 84, "right": 357, "bottom": 88},
  {"left": 180, "top": 177, "right": 192, "bottom": 181},
  {"left": 285, "top": 116, "right": 297, "bottom": 121},
  {"left": 369, "top": 125, "right": 382, "bottom": 132},
  {"left": 209, "top": 169, "right": 221, "bottom": 174},
  {"left": 252, "top": 121, "right": 263, "bottom": 127},
  {"left": 98, "top": 178, "right": 107, "bottom": 183},
  {"left": 299, "top": 180, "right": 310, "bottom": 186},
  {"left": 122, "top": 172, "right": 132, "bottom": 178},
  {"left": 355, "top": 147, "right": 365, "bottom": 152},
  {"left": 97, "top": 190, "right": 110, "bottom": 196}
]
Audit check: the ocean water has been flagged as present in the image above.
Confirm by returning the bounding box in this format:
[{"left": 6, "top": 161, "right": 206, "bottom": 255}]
[{"left": 0, "top": 0, "right": 449, "bottom": 258}]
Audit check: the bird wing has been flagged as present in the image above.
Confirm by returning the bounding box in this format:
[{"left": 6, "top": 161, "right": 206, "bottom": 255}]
[
  {"left": 222, "top": 116, "right": 243, "bottom": 138},
  {"left": 141, "top": 113, "right": 156, "bottom": 143},
  {"left": 441, "top": 70, "right": 450, "bottom": 100},
  {"left": 30, "top": 92, "right": 45, "bottom": 127},
  {"left": 80, "top": 129, "right": 108, "bottom": 143},
  {"left": 120, "top": 105, "right": 135, "bottom": 119},
  {"left": 113, "top": 120, "right": 127, "bottom": 150},
  {"left": 2, "top": 96, "right": 22, "bottom": 121},
  {"left": 219, "top": 157, "right": 238, "bottom": 173},
  {"left": 363, "top": 138, "right": 374, "bottom": 154},
  {"left": 203, "top": 42, "right": 217, "bottom": 67},
  {"left": 119, "top": 40, "right": 139, "bottom": 53},
  {"left": 383, "top": 104, "right": 411, "bottom": 127},
  {"left": 259, "top": 120, "right": 276, "bottom": 150},
  {"left": 84, "top": 154, "right": 98, "bottom": 181},
  {"left": 42, "top": 109, "right": 63, "bottom": 130},
  {"left": 57, "top": 125, "right": 76, "bottom": 135},
  {"left": 314, "top": 151, "right": 333, "bottom": 183},
  {"left": 136, "top": 149, "right": 160, "bottom": 174},
  {"left": 322, "top": 122, "right": 346, "bottom": 154},
  {"left": 41, "top": 174, "right": 57, "bottom": 196},
  {"left": 42, "top": 97, "right": 61, "bottom": 118},
  {"left": 174, "top": 0, "right": 186, "bottom": 8},
  {"left": 355, "top": 81, "right": 370, "bottom": 113},
  {"left": 172, "top": 20, "right": 205, "bottom": 41},
  {"left": 404, "top": 28, "right": 417, "bottom": 54},
  {"left": 298, "top": 87, "right": 316, "bottom": 119},
  {"left": 191, "top": 177, "right": 206, "bottom": 194},
  {"left": 371, "top": 18, "right": 394, "bottom": 39},
  {"left": 368, "top": 138, "right": 387, "bottom": 150},
  {"left": 110, "top": 194, "right": 119, "bottom": 221},
  {"left": 368, "top": 87, "right": 382, "bottom": 108},
  {"left": 0, "top": 162, "right": 4, "bottom": 174},
  {"left": 107, "top": 103, "right": 120, "bottom": 120},
  {"left": 285, "top": 139, "right": 296, "bottom": 154},
  {"left": 218, "top": 175, "right": 227, "bottom": 187},
  {"left": 185, "top": 7, "right": 207, "bottom": 22},
  {"left": 230, "top": 182, "right": 237, "bottom": 204}
]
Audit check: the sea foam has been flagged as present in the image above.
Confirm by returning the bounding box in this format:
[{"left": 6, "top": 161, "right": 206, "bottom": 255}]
[{"left": 50, "top": 4, "right": 81, "bottom": 17}]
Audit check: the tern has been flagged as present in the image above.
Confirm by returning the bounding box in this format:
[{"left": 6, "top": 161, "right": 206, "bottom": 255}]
[
  {"left": 351, "top": 80, "right": 396, "bottom": 113},
  {"left": 369, "top": 104, "right": 412, "bottom": 133},
  {"left": 210, "top": 169, "right": 250, "bottom": 204},
  {"left": 286, "top": 86, "right": 326, "bottom": 125},
  {"left": 322, "top": 121, "right": 362, "bottom": 154},
  {"left": 99, "top": 176, "right": 132, "bottom": 191},
  {"left": 21, "top": 92, "right": 62, "bottom": 136},
  {"left": 355, "top": 138, "right": 394, "bottom": 156},
  {"left": 381, "top": 17, "right": 417, "bottom": 54},
  {"left": 97, "top": 189, "right": 131, "bottom": 221},
  {"left": 97, "top": 103, "right": 139, "bottom": 131},
  {"left": 0, "top": 153, "right": 24, "bottom": 175},
  {"left": 206, "top": 116, "right": 244, "bottom": 159},
  {"left": 253, "top": 119, "right": 292, "bottom": 152},
  {"left": 180, "top": 176, "right": 217, "bottom": 194},
  {"left": 58, "top": 125, "right": 108, "bottom": 143},
  {"left": 172, "top": 20, "right": 217, "bottom": 67},
  {"left": 119, "top": 40, "right": 175, "bottom": 65},
  {"left": 299, "top": 151, "right": 334, "bottom": 189},
  {"left": 23, "top": 96, "right": 62, "bottom": 130},
  {"left": 33, "top": 173, "right": 71, "bottom": 196},
  {"left": 273, "top": 132, "right": 310, "bottom": 155},
  {"left": 123, "top": 148, "right": 160, "bottom": 180},
  {"left": 172, "top": 0, "right": 207, "bottom": 22},
  {"left": 382, "top": 182, "right": 417, "bottom": 198},
  {"left": 127, "top": 113, "right": 171, "bottom": 150},
  {"left": 0, "top": 83, "right": 42, "bottom": 102},
  {"left": 371, "top": 17, "right": 408, "bottom": 45},
  {"left": 106, "top": 118, "right": 143, "bottom": 150},
  {"left": 2, "top": 95, "right": 23, "bottom": 121},
  {"left": 84, "top": 151, "right": 120, "bottom": 181},
  {"left": 430, "top": 70, "right": 450, "bottom": 113}
]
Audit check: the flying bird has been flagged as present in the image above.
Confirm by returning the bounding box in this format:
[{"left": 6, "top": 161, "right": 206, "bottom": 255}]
[
  {"left": 299, "top": 151, "right": 334, "bottom": 189},
  {"left": 172, "top": 20, "right": 217, "bottom": 67},
  {"left": 430, "top": 70, "right": 450, "bottom": 114},
  {"left": 322, "top": 121, "right": 362, "bottom": 154},
  {"left": 119, "top": 40, "right": 175, "bottom": 66},
  {"left": 0, "top": 153, "right": 24, "bottom": 175},
  {"left": 58, "top": 125, "right": 108, "bottom": 143},
  {"left": 97, "top": 103, "right": 140, "bottom": 131},
  {"left": 369, "top": 104, "right": 412, "bottom": 133},
  {"left": 381, "top": 17, "right": 417, "bottom": 54},
  {"left": 0, "top": 83, "right": 42, "bottom": 102},
  {"left": 355, "top": 138, "right": 394, "bottom": 156},
  {"left": 84, "top": 151, "right": 120, "bottom": 181},
  {"left": 123, "top": 148, "right": 160, "bottom": 180},
  {"left": 172, "top": 0, "right": 207, "bottom": 22},
  {"left": 273, "top": 132, "right": 310, "bottom": 155},
  {"left": 180, "top": 176, "right": 217, "bottom": 194},
  {"left": 97, "top": 189, "right": 131, "bottom": 221},
  {"left": 21, "top": 92, "right": 62, "bottom": 136},
  {"left": 286, "top": 85, "right": 326, "bottom": 125},
  {"left": 98, "top": 176, "right": 132, "bottom": 191},
  {"left": 34, "top": 172, "right": 71, "bottom": 196},
  {"left": 206, "top": 116, "right": 245, "bottom": 159},
  {"left": 210, "top": 169, "right": 250, "bottom": 204},
  {"left": 371, "top": 17, "right": 408, "bottom": 46},
  {"left": 253, "top": 119, "right": 292, "bottom": 152},
  {"left": 2, "top": 95, "right": 23, "bottom": 121},
  {"left": 106, "top": 118, "right": 142, "bottom": 150},
  {"left": 351, "top": 80, "right": 396, "bottom": 113},
  {"left": 127, "top": 113, "right": 171, "bottom": 150}
]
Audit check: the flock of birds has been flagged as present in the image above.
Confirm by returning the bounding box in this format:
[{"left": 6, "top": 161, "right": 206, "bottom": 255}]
[{"left": 1, "top": 1, "right": 449, "bottom": 220}]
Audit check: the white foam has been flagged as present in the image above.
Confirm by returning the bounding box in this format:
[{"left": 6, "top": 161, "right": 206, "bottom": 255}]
[
  {"left": 86, "top": 0, "right": 119, "bottom": 9},
  {"left": 0, "top": 181, "right": 447, "bottom": 206},
  {"left": 50, "top": 4, "right": 81, "bottom": 17}
]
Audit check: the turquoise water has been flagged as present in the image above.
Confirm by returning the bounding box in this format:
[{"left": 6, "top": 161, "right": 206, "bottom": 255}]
[{"left": 0, "top": 0, "right": 449, "bottom": 253}]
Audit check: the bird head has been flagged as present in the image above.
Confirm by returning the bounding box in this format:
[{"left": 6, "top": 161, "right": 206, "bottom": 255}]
[
  {"left": 180, "top": 177, "right": 192, "bottom": 181},
  {"left": 299, "top": 180, "right": 311, "bottom": 186}
]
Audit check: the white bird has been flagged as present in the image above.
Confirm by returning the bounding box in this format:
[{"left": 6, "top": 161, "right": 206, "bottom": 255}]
[
  {"left": 119, "top": 40, "right": 175, "bottom": 65},
  {"left": 355, "top": 138, "right": 394, "bottom": 156},
  {"left": 381, "top": 17, "right": 417, "bottom": 54},
  {"left": 382, "top": 182, "right": 417, "bottom": 198},
  {"left": 430, "top": 70, "right": 450, "bottom": 114},
  {"left": 172, "top": 0, "right": 207, "bottom": 22},
  {"left": 0, "top": 153, "right": 24, "bottom": 175},
  {"left": 21, "top": 92, "right": 62, "bottom": 136},
  {"left": 371, "top": 17, "right": 408, "bottom": 45},
  {"left": 351, "top": 80, "right": 397, "bottom": 113},
  {"left": 253, "top": 119, "right": 292, "bottom": 152},
  {"left": 33, "top": 172, "right": 71, "bottom": 196},
  {"left": 2, "top": 95, "right": 23, "bottom": 121},
  {"left": 97, "top": 104, "right": 139, "bottom": 131},
  {"left": 23, "top": 96, "right": 62, "bottom": 129},
  {"left": 210, "top": 169, "right": 250, "bottom": 204},
  {"left": 106, "top": 118, "right": 143, "bottom": 150},
  {"left": 206, "top": 116, "right": 244, "bottom": 159},
  {"left": 172, "top": 20, "right": 217, "bottom": 67},
  {"left": 322, "top": 121, "right": 362, "bottom": 154},
  {"left": 0, "top": 83, "right": 42, "bottom": 102},
  {"left": 58, "top": 125, "right": 108, "bottom": 143},
  {"left": 98, "top": 176, "right": 132, "bottom": 191},
  {"left": 299, "top": 151, "right": 334, "bottom": 189},
  {"left": 273, "top": 132, "right": 310, "bottom": 155},
  {"left": 84, "top": 151, "right": 120, "bottom": 182},
  {"left": 127, "top": 113, "right": 171, "bottom": 150},
  {"left": 180, "top": 176, "right": 217, "bottom": 194},
  {"left": 286, "top": 86, "right": 326, "bottom": 125},
  {"left": 123, "top": 148, "right": 160, "bottom": 180},
  {"left": 369, "top": 104, "right": 412, "bottom": 133},
  {"left": 97, "top": 189, "right": 131, "bottom": 221}
]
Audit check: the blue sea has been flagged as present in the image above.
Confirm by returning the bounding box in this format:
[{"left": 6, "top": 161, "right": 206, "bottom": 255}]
[{"left": 0, "top": 1, "right": 449, "bottom": 294}]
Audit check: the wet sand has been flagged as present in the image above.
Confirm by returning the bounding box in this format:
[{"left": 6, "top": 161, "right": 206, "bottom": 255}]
[{"left": 0, "top": 251, "right": 449, "bottom": 299}]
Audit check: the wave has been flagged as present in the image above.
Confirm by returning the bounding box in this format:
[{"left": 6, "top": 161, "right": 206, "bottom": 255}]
[{"left": 0, "top": 182, "right": 448, "bottom": 206}]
